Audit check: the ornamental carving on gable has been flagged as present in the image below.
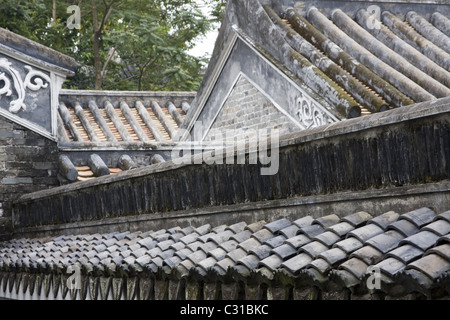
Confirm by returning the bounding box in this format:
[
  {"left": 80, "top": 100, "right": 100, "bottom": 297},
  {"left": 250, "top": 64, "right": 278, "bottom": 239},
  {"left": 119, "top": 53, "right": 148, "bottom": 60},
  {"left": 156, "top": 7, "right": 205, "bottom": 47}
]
[
  {"left": 0, "top": 57, "right": 51, "bottom": 114},
  {"left": 295, "top": 93, "right": 334, "bottom": 129}
]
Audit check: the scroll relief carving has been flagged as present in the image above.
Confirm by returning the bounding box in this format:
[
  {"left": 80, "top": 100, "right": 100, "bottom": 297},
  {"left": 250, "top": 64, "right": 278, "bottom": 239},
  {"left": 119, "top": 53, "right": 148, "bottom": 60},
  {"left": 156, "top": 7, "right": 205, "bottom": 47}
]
[
  {"left": 0, "top": 58, "right": 51, "bottom": 114},
  {"left": 295, "top": 93, "right": 335, "bottom": 129}
]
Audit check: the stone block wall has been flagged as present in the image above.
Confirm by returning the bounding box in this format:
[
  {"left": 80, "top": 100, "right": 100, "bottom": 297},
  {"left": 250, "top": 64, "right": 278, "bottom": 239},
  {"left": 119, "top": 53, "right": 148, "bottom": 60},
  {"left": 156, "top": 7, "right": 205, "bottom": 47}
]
[{"left": 0, "top": 116, "right": 59, "bottom": 219}]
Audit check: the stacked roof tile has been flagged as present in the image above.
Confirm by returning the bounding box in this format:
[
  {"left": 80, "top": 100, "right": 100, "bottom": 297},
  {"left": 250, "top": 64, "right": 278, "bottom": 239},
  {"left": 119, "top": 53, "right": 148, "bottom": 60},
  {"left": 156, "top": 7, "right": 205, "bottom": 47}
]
[
  {"left": 265, "top": 6, "right": 450, "bottom": 117},
  {"left": 1, "top": 207, "right": 449, "bottom": 300},
  {"left": 58, "top": 92, "right": 191, "bottom": 145}
]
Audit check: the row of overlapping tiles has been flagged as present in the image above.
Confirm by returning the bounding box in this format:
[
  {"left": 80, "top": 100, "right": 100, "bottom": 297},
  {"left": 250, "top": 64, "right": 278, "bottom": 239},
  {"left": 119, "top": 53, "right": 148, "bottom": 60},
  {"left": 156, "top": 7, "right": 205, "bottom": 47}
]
[
  {"left": 57, "top": 98, "right": 189, "bottom": 144},
  {"left": 0, "top": 207, "right": 449, "bottom": 299},
  {"left": 271, "top": 6, "right": 450, "bottom": 117}
]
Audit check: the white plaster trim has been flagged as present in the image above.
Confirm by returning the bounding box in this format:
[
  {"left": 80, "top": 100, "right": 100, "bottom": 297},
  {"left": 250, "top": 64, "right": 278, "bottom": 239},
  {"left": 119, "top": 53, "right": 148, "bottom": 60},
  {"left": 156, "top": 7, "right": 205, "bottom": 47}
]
[
  {"left": 0, "top": 43, "right": 74, "bottom": 77},
  {"left": 174, "top": 31, "right": 239, "bottom": 142}
]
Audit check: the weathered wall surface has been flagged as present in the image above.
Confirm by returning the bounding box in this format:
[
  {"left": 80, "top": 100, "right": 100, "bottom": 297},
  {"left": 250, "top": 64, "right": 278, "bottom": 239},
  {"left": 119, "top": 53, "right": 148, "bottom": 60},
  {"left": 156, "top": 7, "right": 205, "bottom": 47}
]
[
  {"left": 11, "top": 97, "right": 450, "bottom": 235},
  {"left": 0, "top": 116, "right": 59, "bottom": 219},
  {"left": 204, "top": 75, "right": 297, "bottom": 141}
]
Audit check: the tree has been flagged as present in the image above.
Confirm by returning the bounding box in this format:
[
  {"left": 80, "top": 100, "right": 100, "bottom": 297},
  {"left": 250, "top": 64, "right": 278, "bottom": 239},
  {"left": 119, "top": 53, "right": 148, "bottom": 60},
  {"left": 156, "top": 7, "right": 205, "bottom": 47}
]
[{"left": 0, "top": 0, "right": 226, "bottom": 91}]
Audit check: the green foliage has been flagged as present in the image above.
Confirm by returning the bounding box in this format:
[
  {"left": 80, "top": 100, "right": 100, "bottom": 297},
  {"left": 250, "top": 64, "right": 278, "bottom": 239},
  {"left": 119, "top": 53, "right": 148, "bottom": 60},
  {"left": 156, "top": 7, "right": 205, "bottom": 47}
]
[{"left": 0, "top": 0, "right": 227, "bottom": 91}]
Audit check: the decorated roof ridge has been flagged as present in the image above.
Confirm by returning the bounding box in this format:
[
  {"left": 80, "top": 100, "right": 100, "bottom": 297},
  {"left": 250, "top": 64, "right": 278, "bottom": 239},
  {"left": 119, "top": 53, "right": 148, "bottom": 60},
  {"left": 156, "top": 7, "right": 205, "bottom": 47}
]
[
  {"left": 1, "top": 207, "right": 449, "bottom": 300},
  {"left": 57, "top": 93, "right": 191, "bottom": 145},
  {"left": 263, "top": 5, "right": 450, "bottom": 118}
]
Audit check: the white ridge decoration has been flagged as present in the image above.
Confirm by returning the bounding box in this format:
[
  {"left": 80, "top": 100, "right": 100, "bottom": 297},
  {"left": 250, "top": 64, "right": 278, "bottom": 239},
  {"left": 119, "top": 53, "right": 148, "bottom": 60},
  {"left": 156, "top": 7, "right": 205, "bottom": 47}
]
[{"left": 0, "top": 58, "right": 51, "bottom": 113}]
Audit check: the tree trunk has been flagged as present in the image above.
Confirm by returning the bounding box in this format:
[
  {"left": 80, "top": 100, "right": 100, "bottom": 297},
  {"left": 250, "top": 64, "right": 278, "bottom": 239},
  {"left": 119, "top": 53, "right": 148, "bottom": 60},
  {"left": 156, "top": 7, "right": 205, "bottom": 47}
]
[
  {"left": 52, "top": 0, "right": 57, "bottom": 21},
  {"left": 92, "top": 1, "right": 102, "bottom": 90},
  {"left": 93, "top": 30, "right": 103, "bottom": 90}
]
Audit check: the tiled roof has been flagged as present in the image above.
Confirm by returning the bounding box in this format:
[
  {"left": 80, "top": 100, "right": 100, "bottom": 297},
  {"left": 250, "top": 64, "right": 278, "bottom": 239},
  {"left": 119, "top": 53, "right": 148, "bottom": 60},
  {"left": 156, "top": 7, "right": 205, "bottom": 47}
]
[
  {"left": 1, "top": 207, "right": 449, "bottom": 300},
  {"left": 265, "top": 6, "right": 450, "bottom": 117},
  {"left": 57, "top": 91, "right": 192, "bottom": 145},
  {"left": 55, "top": 91, "right": 194, "bottom": 182}
]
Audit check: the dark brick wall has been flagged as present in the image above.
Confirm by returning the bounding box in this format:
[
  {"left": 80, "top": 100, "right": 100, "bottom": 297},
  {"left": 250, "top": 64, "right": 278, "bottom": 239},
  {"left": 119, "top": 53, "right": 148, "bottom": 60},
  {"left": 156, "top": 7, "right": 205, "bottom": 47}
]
[{"left": 0, "top": 116, "right": 59, "bottom": 218}]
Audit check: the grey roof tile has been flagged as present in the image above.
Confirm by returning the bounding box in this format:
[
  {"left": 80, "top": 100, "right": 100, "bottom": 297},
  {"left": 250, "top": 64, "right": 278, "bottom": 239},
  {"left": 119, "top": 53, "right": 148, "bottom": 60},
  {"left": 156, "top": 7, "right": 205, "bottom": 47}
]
[
  {"left": 198, "top": 232, "right": 216, "bottom": 243},
  {"left": 225, "top": 221, "right": 247, "bottom": 234},
  {"left": 179, "top": 226, "right": 195, "bottom": 236},
  {"left": 437, "top": 234, "right": 450, "bottom": 246},
  {"left": 313, "top": 231, "right": 341, "bottom": 247},
  {"left": 197, "top": 257, "right": 218, "bottom": 271},
  {"left": 131, "top": 247, "right": 147, "bottom": 259},
  {"left": 422, "top": 220, "right": 450, "bottom": 236},
  {"left": 305, "top": 258, "right": 331, "bottom": 275},
  {"left": 272, "top": 243, "right": 297, "bottom": 260},
  {"left": 347, "top": 224, "right": 384, "bottom": 242},
  {"left": 194, "top": 224, "right": 212, "bottom": 235},
  {"left": 400, "top": 207, "right": 436, "bottom": 228},
  {"left": 163, "top": 255, "right": 182, "bottom": 269},
  {"left": 215, "top": 257, "right": 235, "bottom": 275},
  {"left": 436, "top": 211, "right": 450, "bottom": 223},
  {"left": 167, "top": 226, "right": 182, "bottom": 234},
  {"left": 251, "top": 228, "right": 274, "bottom": 242},
  {"left": 207, "top": 230, "right": 235, "bottom": 245},
  {"left": 364, "top": 230, "right": 405, "bottom": 253},
  {"left": 326, "top": 222, "right": 354, "bottom": 237},
  {"left": 299, "top": 241, "right": 329, "bottom": 258},
  {"left": 313, "top": 214, "right": 340, "bottom": 229},
  {"left": 264, "top": 235, "right": 286, "bottom": 248},
  {"left": 169, "top": 232, "right": 184, "bottom": 242},
  {"left": 226, "top": 247, "right": 247, "bottom": 263},
  {"left": 186, "top": 240, "right": 202, "bottom": 251},
  {"left": 341, "top": 211, "right": 373, "bottom": 227},
  {"left": 211, "top": 225, "right": 227, "bottom": 234},
  {"left": 238, "top": 237, "right": 261, "bottom": 253},
  {"left": 175, "top": 248, "right": 192, "bottom": 260},
  {"left": 231, "top": 230, "right": 252, "bottom": 243},
  {"left": 169, "top": 241, "right": 185, "bottom": 251},
  {"left": 258, "top": 254, "right": 283, "bottom": 271},
  {"left": 318, "top": 247, "right": 347, "bottom": 266},
  {"left": 113, "top": 231, "right": 130, "bottom": 241},
  {"left": 264, "top": 218, "right": 292, "bottom": 233},
  {"left": 153, "top": 233, "right": 170, "bottom": 242},
  {"left": 338, "top": 257, "right": 369, "bottom": 279},
  {"left": 387, "top": 219, "right": 419, "bottom": 237},
  {"left": 376, "top": 257, "right": 405, "bottom": 277},
  {"left": 278, "top": 224, "right": 300, "bottom": 238},
  {"left": 219, "top": 240, "right": 239, "bottom": 253},
  {"left": 209, "top": 247, "right": 227, "bottom": 260},
  {"left": 237, "top": 254, "right": 260, "bottom": 270},
  {"left": 350, "top": 245, "right": 383, "bottom": 265},
  {"left": 386, "top": 244, "right": 424, "bottom": 264},
  {"left": 297, "top": 224, "right": 324, "bottom": 238},
  {"left": 284, "top": 234, "right": 311, "bottom": 250},
  {"left": 400, "top": 230, "right": 440, "bottom": 251},
  {"left": 292, "top": 216, "right": 314, "bottom": 228},
  {"left": 280, "top": 253, "right": 313, "bottom": 275},
  {"left": 187, "top": 250, "right": 207, "bottom": 264},
  {"left": 369, "top": 211, "right": 400, "bottom": 230},
  {"left": 180, "top": 233, "right": 199, "bottom": 245},
  {"left": 333, "top": 237, "right": 363, "bottom": 253},
  {"left": 157, "top": 239, "right": 175, "bottom": 251},
  {"left": 147, "top": 247, "right": 162, "bottom": 258},
  {"left": 244, "top": 220, "right": 267, "bottom": 233},
  {"left": 405, "top": 254, "right": 450, "bottom": 280},
  {"left": 426, "top": 243, "right": 450, "bottom": 261},
  {"left": 199, "top": 242, "right": 218, "bottom": 254},
  {"left": 249, "top": 244, "right": 272, "bottom": 260}
]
